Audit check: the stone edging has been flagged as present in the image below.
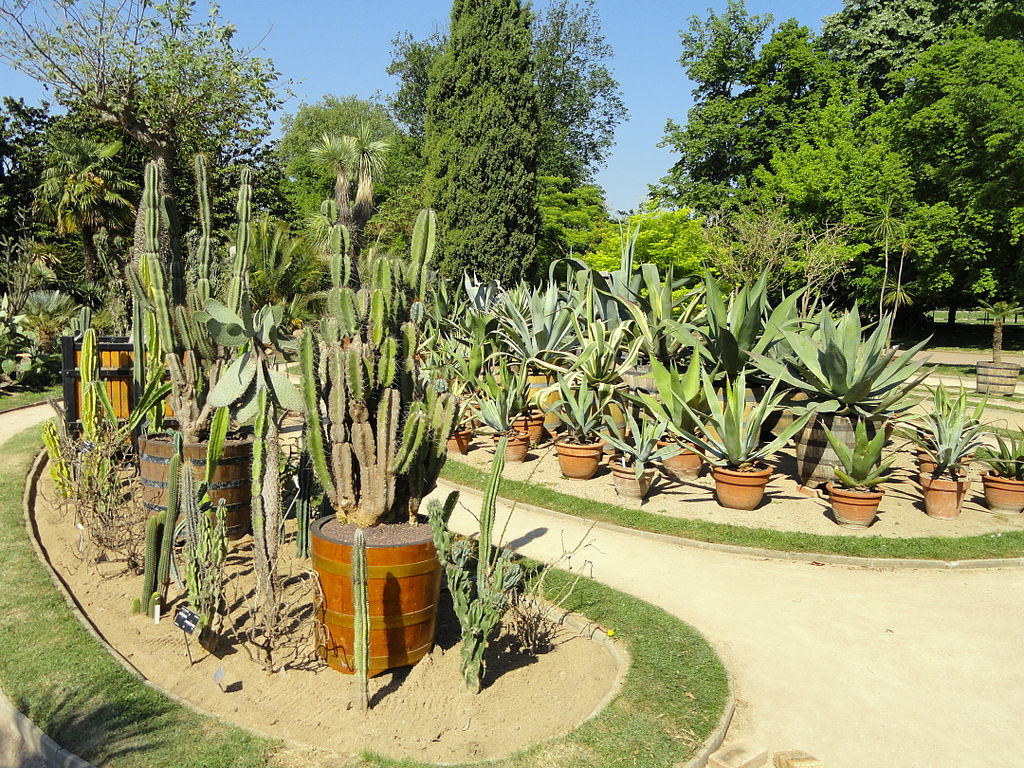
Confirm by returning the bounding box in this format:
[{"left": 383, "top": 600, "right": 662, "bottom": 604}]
[
  {"left": 0, "top": 688, "right": 96, "bottom": 768},
  {"left": 436, "top": 479, "right": 1024, "bottom": 571},
  {"left": 0, "top": 398, "right": 56, "bottom": 417}
]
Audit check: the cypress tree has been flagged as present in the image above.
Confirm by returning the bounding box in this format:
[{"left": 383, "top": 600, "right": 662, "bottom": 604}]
[{"left": 424, "top": 0, "right": 541, "bottom": 284}]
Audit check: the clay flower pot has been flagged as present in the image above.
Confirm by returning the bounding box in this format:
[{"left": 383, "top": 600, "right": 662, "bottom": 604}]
[
  {"left": 500, "top": 430, "right": 530, "bottom": 463},
  {"left": 826, "top": 482, "right": 884, "bottom": 528},
  {"left": 446, "top": 428, "right": 473, "bottom": 455},
  {"left": 609, "top": 460, "right": 655, "bottom": 500},
  {"left": 980, "top": 472, "right": 1024, "bottom": 514},
  {"left": 512, "top": 409, "right": 545, "bottom": 445},
  {"left": 554, "top": 438, "right": 604, "bottom": 480},
  {"left": 657, "top": 440, "right": 703, "bottom": 481},
  {"left": 919, "top": 472, "right": 970, "bottom": 519},
  {"left": 711, "top": 464, "right": 772, "bottom": 510}
]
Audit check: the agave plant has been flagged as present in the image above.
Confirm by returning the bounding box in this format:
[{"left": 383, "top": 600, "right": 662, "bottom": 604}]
[
  {"left": 564, "top": 318, "right": 642, "bottom": 392},
  {"left": 476, "top": 359, "right": 529, "bottom": 436},
  {"left": 976, "top": 430, "right": 1024, "bottom": 481},
  {"left": 698, "top": 272, "right": 803, "bottom": 384},
  {"left": 545, "top": 377, "right": 612, "bottom": 445},
  {"left": 493, "top": 279, "right": 575, "bottom": 373},
  {"left": 904, "top": 385, "right": 988, "bottom": 479},
  {"left": 601, "top": 408, "right": 678, "bottom": 479},
  {"left": 632, "top": 350, "right": 705, "bottom": 438},
  {"left": 824, "top": 420, "right": 894, "bottom": 490},
  {"left": 678, "top": 368, "right": 811, "bottom": 470},
  {"left": 753, "top": 305, "right": 929, "bottom": 419}
]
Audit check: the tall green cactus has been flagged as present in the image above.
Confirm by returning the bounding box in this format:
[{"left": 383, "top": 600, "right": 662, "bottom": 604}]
[
  {"left": 135, "top": 514, "right": 162, "bottom": 614},
  {"left": 155, "top": 433, "right": 184, "bottom": 606},
  {"left": 353, "top": 528, "right": 370, "bottom": 711},
  {"left": 300, "top": 209, "right": 458, "bottom": 527},
  {"left": 429, "top": 437, "right": 524, "bottom": 693}
]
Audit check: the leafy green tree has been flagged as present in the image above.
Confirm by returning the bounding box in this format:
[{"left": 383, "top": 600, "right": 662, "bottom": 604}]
[
  {"left": 34, "top": 135, "right": 136, "bottom": 281},
  {"left": 0, "top": 0, "right": 283, "bottom": 259},
  {"left": 246, "top": 214, "right": 323, "bottom": 321},
  {"left": 586, "top": 205, "right": 709, "bottom": 277},
  {"left": 536, "top": 175, "right": 609, "bottom": 268},
  {"left": 424, "top": 0, "right": 541, "bottom": 283},
  {"left": 0, "top": 98, "right": 51, "bottom": 236}
]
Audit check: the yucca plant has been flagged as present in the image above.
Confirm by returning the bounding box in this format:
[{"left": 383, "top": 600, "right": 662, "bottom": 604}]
[
  {"left": 824, "top": 420, "right": 893, "bottom": 490},
  {"left": 904, "top": 385, "right": 988, "bottom": 479},
  {"left": 678, "top": 368, "right": 810, "bottom": 470},
  {"left": 976, "top": 431, "right": 1024, "bottom": 481}
]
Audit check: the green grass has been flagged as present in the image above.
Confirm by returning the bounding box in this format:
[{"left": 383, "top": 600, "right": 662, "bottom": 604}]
[
  {"left": 0, "top": 383, "right": 61, "bottom": 412},
  {"left": 1, "top": 427, "right": 729, "bottom": 768},
  {"left": 441, "top": 459, "right": 1024, "bottom": 562}
]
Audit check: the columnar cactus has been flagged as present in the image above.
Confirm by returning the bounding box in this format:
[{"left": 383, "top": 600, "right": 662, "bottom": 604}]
[
  {"left": 300, "top": 209, "right": 457, "bottom": 527},
  {"left": 134, "top": 514, "right": 162, "bottom": 614},
  {"left": 352, "top": 528, "right": 370, "bottom": 711}
]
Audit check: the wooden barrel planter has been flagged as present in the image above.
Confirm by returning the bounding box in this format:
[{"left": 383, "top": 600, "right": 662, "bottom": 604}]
[
  {"left": 311, "top": 517, "right": 441, "bottom": 677},
  {"left": 138, "top": 435, "right": 253, "bottom": 539},
  {"left": 61, "top": 335, "right": 135, "bottom": 425},
  {"left": 795, "top": 414, "right": 879, "bottom": 488},
  {"left": 976, "top": 361, "right": 1019, "bottom": 396},
  {"left": 526, "top": 372, "right": 559, "bottom": 436}
]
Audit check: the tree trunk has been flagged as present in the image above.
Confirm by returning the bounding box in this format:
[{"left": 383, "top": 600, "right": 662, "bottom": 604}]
[
  {"left": 132, "top": 143, "right": 179, "bottom": 265},
  {"left": 81, "top": 226, "right": 97, "bottom": 282},
  {"left": 947, "top": 305, "right": 957, "bottom": 327},
  {"left": 334, "top": 170, "right": 353, "bottom": 250},
  {"left": 993, "top": 317, "right": 1003, "bottom": 364}
]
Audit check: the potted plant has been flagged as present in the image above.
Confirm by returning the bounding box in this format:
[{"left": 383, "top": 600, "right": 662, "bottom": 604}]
[
  {"left": 679, "top": 369, "right": 811, "bottom": 510},
  {"left": 633, "top": 350, "right": 706, "bottom": 481},
  {"left": 302, "top": 210, "right": 457, "bottom": 677},
  {"left": 753, "top": 305, "right": 928, "bottom": 487},
  {"left": 976, "top": 430, "right": 1024, "bottom": 513},
  {"left": 975, "top": 300, "right": 1021, "bottom": 396},
  {"left": 545, "top": 377, "right": 611, "bottom": 480},
  {"left": 601, "top": 409, "right": 678, "bottom": 500},
  {"left": 823, "top": 421, "right": 894, "bottom": 528},
  {"left": 904, "top": 385, "right": 988, "bottom": 520},
  {"left": 477, "top": 358, "right": 531, "bottom": 463}
]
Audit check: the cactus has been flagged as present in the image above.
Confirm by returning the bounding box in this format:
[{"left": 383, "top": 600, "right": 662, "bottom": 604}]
[
  {"left": 138, "top": 513, "right": 162, "bottom": 613},
  {"left": 353, "top": 528, "right": 369, "bottom": 711},
  {"left": 41, "top": 421, "right": 72, "bottom": 497},
  {"left": 182, "top": 467, "right": 227, "bottom": 632},
  {"left": 295, "top": 442, "right": 313, "bottom": 558},
  {"left": 155, "top": 433, "right": 183, "bottom": 604},
  {"left": 428, "top": 437, "right": 523, "bottom": 693},
  {"left": 300, "top": 210, "right": 458, "bottom": 528}
]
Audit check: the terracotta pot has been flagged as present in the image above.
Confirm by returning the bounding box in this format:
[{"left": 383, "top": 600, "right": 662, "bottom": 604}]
[
  {"left": 711, "top": 464, "right": 772, "bottom": 510},
  {"left": 657, "top": 440, "right": 703, "bottom": 481},
  {"left": 920, "top": 472, "right": 970, "bottom": 519},
  {"left": 981, "top": 472, "right": 1024, "bottom": 514},
  {"left": 554, "top": 439, "right": 604, "bottom": 480},
  {"left": 826, "top": 482, "right": 883, "bottom": 528},
  {"left": 446, "top": 429, "right": 473, "bottom": 455},
  {"left": 609, "top": 460, "right": 655, "bottom": 499},
  {"left": 512, "top": 409, "right": 545, "bottom": 445},
  {"left": 497, "top": 430, "right": 530, "bottom": 462},
  {"left": 311, "top": 518, "right": 441, "bottom": 677},
  {"left": 601, "top": 401, "right": 626, "bottom": 455}
]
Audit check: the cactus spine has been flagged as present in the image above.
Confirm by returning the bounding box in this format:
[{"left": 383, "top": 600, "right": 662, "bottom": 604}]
[{"left": 353, "top": 528, "right": 369, "bottom": 711}]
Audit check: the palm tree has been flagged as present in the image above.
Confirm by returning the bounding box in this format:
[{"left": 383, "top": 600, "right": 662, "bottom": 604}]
[
  {"left": 247, "top": 214, "right": 324, "bottom": 313},
  {"left": 34, "top": 135, "right": 136, "bottom": 281},
  {"left": 350, "top": 122, "right": 390, "bottom": 256},
  {"left": 310, "top": 133, "right": 358, "bottom": 233},
  {"left": 21, "top": 289, "right": 79, "bottom": 353}
]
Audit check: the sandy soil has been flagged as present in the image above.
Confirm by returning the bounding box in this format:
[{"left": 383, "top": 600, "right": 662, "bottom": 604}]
[
  {"left": 31, "top": 472, "right": 621, "bottom": 765},
  {"left": 452, "top": 438, "right": 1024, "bottom": 539}
]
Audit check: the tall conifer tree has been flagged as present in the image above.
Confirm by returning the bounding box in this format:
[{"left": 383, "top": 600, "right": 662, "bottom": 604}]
[{"left": 424, "top": 0, "right": 541, "bottom": 283}]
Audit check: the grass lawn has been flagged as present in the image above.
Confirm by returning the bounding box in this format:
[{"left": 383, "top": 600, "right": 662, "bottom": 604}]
[
  {"left": 0, "top": 383, "right": 61, "bottom": 412},
  {"left": 1, "top": 426, "right": 729, "bottom": 768},
  {"left": 441, "top": 460, "right": 1024, "bottom": 562}
]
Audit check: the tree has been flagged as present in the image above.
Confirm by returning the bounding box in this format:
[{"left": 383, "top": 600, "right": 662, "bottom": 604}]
[
  {"left": 351, "top": 124, "right": 391, "bottom": 256},
  {"left": 34, "top": 135, "right": 136, "bottom": 280},
  {"left": 0, "top": 98, "right": 50, "bottom": 236},
  {"left": 310, "top": 134, "right": 358, "bottom": 233},
  {"left": 390, "top": 0, "right": 626, "bottom": 185},
  {"left": 586, "top": 205, "right": 709, "bottom": 277},
  {"left": 424, "top": 0, "right": 541, "bottom": 283},
  {"left": 0, "top": 0, "right": 283, "bottom": 259},
  {"left": 535, "top": 175, "right": 609, "bottom": 268},
  {"left": 532, "top": 0, "right": 627, "bottom": 181}
]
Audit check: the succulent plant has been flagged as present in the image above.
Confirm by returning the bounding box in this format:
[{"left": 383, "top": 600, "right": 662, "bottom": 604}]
[
  {"left": 903, "top": 385, "right": 988, "bottom": 479},
  {"left": 976, "top": 430, "right": 1024, "bottom": 481},
  {"left": 632, "top": 350, "right": 706, "bottom": 438},
  {"left": 601, "top": 408, "right": 678, "bottom": 478},
  {"left": 543, "top": 377, "right": 612, "bottom": 444},
  {"left": 476, "top": 358, "right": 530, "bottom": 436},
  {"left": 824, "top": 420, "right": 893, "bottom": 490}
]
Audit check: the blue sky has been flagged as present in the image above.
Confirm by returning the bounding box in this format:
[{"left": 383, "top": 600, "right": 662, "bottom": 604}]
[{"left": 0, "top": 0, "right": 843, "bottom": 212}]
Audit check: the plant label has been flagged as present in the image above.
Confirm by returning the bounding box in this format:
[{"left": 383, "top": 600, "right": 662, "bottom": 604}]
[{"left": 173, "top": 606, "right": 200, "bottom": 634}]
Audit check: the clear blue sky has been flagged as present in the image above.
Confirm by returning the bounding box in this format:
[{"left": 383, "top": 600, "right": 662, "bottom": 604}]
[{"left": 0, "top": 0, "right": 843, "bottom": 212}]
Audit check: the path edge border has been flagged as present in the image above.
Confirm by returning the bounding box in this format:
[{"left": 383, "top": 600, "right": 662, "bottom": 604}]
[{"left": 436, "top": 479, "right": 1024, "bottom": 571}]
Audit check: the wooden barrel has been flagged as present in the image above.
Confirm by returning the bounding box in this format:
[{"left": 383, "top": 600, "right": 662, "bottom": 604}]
[
  {"left": 795, "top": 414, "right": 878, "bottom": 487},
  {"left": 527, "top": 372, "right": 560, "bottom": 435},
  {"left": 624, "top": 364, "right": 657, "bottom": 395},
  {"left": 137, "top": 435, "right": 253, "bottom": 539},
  {"left": 311, "top": 517, "right": 441, "bottom": 677},
  {"left": 976, "top": 361, "right": 1019, "bottom": 396}
]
